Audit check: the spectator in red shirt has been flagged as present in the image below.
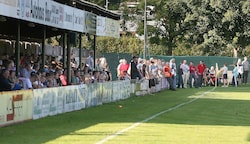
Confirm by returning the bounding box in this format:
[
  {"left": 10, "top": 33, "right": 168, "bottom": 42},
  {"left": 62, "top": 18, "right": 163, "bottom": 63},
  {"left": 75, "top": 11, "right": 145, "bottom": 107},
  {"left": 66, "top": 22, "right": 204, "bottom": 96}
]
[
  {"left": 60, "top": 69, "right": 67, "bottom": 86},
  {"left": 189, "top": 61, "right": 197, "bottom": 88},
  {"left": 119, "top": 59, "right": 129, "bottom": 80},
  {"left": 197, "top": 61, "right": 206, "bottom": 88}
]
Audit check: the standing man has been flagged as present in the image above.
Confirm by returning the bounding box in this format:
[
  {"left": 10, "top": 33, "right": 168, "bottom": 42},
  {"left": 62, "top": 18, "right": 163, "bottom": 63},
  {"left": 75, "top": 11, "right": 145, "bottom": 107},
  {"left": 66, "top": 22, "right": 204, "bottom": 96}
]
[
  {"left": 177, "top": 61, "right": 183, "bottom": 88},
  {"left": 86, "top": 50, "right": 94, "bottom": 71},
  {"left": 189, "top": 61, "right": 197, "bottom": 88},
  {"left": 169, "top": 58, "right": 177, "bottom": 90},
  {"left": 197, "top": 61, "right": 206, "bottom": 88},
  {"left": 181, "top": 60, "right": 189, "bottom": 88},
  {"left": 222, "top": 63, "right": 228, "bottom": 87},
  {"left": 130, "top": 56, "right": 141, "bottom": 80},
  {"left": 164, "top": 62, "right": 175, "bottom": 91},
  {"left": 242, "top": 56, "right": 249, "bottom": 84}
]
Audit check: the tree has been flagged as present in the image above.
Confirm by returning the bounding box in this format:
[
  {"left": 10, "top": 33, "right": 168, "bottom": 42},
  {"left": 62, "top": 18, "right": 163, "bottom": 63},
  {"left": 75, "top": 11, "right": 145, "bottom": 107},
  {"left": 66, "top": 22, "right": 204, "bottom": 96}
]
[
  {"left": 137, "top": 0, "right": 189, "bottom": 56},
  {"left": 182, "top": 0, "right": 250, "bottom": 56},
  {"left": 137, "top": 0, "right": 250, "bottom": 57},
  {"left": 85, "top": 0, "right": 250, "bottom": 57}
]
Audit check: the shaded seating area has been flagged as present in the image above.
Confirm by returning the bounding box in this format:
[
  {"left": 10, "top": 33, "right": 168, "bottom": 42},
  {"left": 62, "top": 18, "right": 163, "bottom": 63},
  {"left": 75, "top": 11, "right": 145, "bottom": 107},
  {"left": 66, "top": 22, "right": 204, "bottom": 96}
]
[{"left": 0, "top": 0, "right": 120, "bottom": 90}]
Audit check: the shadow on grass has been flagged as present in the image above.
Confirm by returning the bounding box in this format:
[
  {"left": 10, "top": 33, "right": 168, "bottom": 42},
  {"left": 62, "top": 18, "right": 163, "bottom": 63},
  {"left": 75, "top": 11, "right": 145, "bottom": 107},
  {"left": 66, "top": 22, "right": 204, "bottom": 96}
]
[
  {"left": 0, "top": 84, "right": 250, "bottom": 143},
  {"left": 248, "top": 133, "right": 250, "bottom": 142}
]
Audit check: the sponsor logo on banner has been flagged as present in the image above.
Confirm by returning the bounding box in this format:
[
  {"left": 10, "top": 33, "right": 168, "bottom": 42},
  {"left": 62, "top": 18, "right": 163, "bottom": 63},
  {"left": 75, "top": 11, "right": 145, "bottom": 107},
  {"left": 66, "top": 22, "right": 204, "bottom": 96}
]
[
  {"left": 96, "top": 16, "right": 106, "bottom": 36},
  {"left": 63, "top": 85, "right": 85, "bottom": 112},
  {"left": 0, "top": 90, "right": 33, "bottom": 127},
  {"left": 1, "top": 0, "right": 119, "bottom": 35},
  {"left": 106, "top": 18, "right": 120, "bottom": 38},
  {"left": 85, "top": 12, "right": 96, "bottom": 34}
]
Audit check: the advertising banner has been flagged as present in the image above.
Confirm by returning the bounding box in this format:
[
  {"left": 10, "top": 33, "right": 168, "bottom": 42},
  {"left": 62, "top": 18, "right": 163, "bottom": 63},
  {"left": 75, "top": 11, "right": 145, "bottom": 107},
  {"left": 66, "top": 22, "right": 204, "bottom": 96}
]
[
  {"left": 102, "top": 82, "right": 113, "bottom": 103},
  {"left": 0, "top": 0, "right": 87, "bottom": 33},
  {"left": 156, "top": 78, "right": 161, "bottom": 92},
  {"left": 1, "top": 0, "right": 120, "bottom": 35},
  {"left": 96, "top": 16, "right": 106, "bottom": 36},
  {"left": 97, "top": 83, "right": 103, "bottom": 106},
  {"left": 33, "top": 85, "right": 85, "bottom": 120},
  {"left": 106, "top": 18, "right": 120, "bottom": 38},
  {"left": 63, "top": 85, "right": 85, "bottom": 113},
  {"left": 64, "top": 5, "right": 85, "bottom": 32},
  {"left": 0, "top": 90, "right": 33, "bottom": 127},
  {"left": 33, "top": 87, "right": 60, "bottom": 119},
  {"left": 140, "top": 80, "right": 148, "bottom": 91},
  {"left": 90, "top": 84, "right": 98, "bottom": 106},
  {"left": 19, "top": 0, "right": 64, "bottom": 28},
  {"left": 85, "top": 84, "right": 98, "bottom": 108},
  {"left": 112, "top": 81, "right": 121, "bottom": 101},
  {"left": 122, "top": 80, "right": 131, "bottom": 99},
  {"left": 84, "top": 84, "right": 90, "bottom": 108},
  {"left": 85, "top": 11, "right": 96, "bottom": 34},
  {"left": 0, "top": 0, "right": 18, "bottom": 18},
  {"left": 73, "top": 8, "right": 85, "bottom": 32}
]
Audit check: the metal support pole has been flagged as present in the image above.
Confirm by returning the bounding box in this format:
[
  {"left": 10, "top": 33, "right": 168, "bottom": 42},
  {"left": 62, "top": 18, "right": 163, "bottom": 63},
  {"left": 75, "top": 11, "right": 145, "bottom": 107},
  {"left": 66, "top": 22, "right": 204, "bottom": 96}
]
[
  {"left": 79, "top": 33, "right": 82, "bottom": 70},
  {"left": 143, "top": 0, "right": 147, "bottom": 59},
  {"left": 15, "top": 21, "right": 20, "bottom": 76},
  {"left": 42, "top": 27, "right": 46, "bottom": 69},
  {"left": 93, "top": 35, "right": 96, "bottom": 70},
  {"left": 67, "top": 32, "right": 71, "bottom": 84},
  {"left": 62, "top": 33, "right": 67, "bottom": 68}
]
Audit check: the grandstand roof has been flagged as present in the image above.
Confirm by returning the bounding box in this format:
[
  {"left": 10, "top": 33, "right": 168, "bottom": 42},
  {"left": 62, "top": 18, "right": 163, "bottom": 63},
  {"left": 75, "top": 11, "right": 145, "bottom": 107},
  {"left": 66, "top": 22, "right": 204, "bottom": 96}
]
[
  {"left": 54, "top": 0, "right": 120, "bottom": 20},
  {"left": 0, "top": 0, "right": 120, "bottom": 42}
]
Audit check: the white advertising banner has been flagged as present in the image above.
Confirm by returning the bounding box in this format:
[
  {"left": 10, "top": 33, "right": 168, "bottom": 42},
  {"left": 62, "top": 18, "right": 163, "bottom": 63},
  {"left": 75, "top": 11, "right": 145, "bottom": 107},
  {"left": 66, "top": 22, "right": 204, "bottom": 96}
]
[
  {"left": 64, "top": 5, "right": 85, "bottom": 32},
  {"left": 85, "top": 11, "right": 96, "bottom": 34},
  {"left": 33, "top": 85, "right": 85, "bottom": 120},
  {"left": 112, "top": 81, "right": 120, "bottom": 101},
  {"left": 33, "top": 87, "right": 60, "bottom": 120},
  {"left": 123, "top": 80, "right": 131, "bottom": 99},
  {"left": 73, "top": 8, "right": 85, "bottom": 32},
  {"left": 1, "top": 0, "right": 87, "bottom": 33},
  {"left": 102, "top": 82, "right": 113, "bottom": 103},
  {"left": 63, "top": 85, "right": 85, "bottom": 113},
  {"left": 96, "top": 16, "right": 106, "bottom": 36},
  {"left": 63, "top": 5, "right": 74, "bottom": 31},
  {"left": 106, "top": 18, "right": 120, "bottom": 38},
  {"left": 0, "top": 90, "right": 33, "bottom": 127},
  {"left": 16, "top": 0, "right": 64, "bottom": 28},
  {"left": 0, "top": 0, "right": 18, "bottom": 18},
  {"left": 1, "top": 0, "right": 120, "bottom": 35}
]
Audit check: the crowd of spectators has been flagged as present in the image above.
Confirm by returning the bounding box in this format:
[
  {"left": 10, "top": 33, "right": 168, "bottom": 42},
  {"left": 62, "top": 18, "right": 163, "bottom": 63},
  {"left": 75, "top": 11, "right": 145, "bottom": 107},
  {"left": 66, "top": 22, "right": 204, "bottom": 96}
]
[
  {"left": 0, "top": 51, "right": 249, "bottom": 92},
  {"left": 117, "top": 55, "right": 250, "bottom": 93},
  {"left": 0, "top": 51, "right": 112, "bottom": 92}
]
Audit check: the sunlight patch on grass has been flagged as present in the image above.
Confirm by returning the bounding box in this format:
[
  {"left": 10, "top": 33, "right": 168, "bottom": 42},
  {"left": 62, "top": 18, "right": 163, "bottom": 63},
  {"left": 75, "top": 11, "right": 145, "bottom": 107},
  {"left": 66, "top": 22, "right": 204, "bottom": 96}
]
[
  {"left": 107, "top": 123, "right": 250, "bottom": 144},
  {"left": 44, "top": 123, "right": 250, "bottom": 144},
  {"left": 186, "top": 87, "right": 250, "bottom": 101},
  {"left": 195, "top": 92, "right": 250, "bottom": 101},
  {"left": 44, "top": 123, "right": 133, "bottom": 144}
]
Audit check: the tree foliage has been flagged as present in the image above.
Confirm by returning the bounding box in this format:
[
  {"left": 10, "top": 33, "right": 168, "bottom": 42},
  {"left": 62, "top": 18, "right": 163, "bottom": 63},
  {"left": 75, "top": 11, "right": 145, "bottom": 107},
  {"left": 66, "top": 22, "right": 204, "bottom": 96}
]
[
  {"left": 83, "top": 0, "right": 250, "bottom": 57},
  {"left": 96, "top": 35, "right": 143, "bottom": 56}
]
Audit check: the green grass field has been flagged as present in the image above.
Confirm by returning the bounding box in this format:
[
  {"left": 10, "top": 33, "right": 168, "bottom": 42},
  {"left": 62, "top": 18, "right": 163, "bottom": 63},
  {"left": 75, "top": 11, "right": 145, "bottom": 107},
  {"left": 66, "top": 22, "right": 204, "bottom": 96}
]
[{"left": 1, "top": 85, "right": 250, "bottom": 144}]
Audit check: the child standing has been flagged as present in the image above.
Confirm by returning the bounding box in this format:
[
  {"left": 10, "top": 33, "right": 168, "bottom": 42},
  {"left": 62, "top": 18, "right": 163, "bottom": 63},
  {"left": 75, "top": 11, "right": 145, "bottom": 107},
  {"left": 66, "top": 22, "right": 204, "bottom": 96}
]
[
  {"left": 222, "top": 63, "right": 228, "bottom": 87},
  {"left": 232, "top": 64, "right": 239, "bottom": 87}
]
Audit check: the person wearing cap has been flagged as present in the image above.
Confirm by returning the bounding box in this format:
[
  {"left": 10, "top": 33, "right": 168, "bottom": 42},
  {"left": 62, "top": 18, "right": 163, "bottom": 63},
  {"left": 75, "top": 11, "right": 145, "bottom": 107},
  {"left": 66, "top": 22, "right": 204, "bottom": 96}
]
[{"left": 130, "top": 56, "right": 141, "bottom": 80}]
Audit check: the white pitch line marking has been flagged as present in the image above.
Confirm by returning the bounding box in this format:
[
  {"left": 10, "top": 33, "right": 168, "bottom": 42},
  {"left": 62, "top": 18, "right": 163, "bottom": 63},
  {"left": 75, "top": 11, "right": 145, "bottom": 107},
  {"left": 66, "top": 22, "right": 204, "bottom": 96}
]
[{"left": 96, "top": 87, "right": 216, "bottom": 144}]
